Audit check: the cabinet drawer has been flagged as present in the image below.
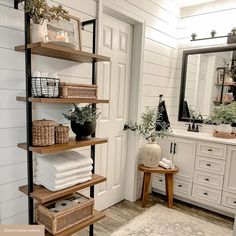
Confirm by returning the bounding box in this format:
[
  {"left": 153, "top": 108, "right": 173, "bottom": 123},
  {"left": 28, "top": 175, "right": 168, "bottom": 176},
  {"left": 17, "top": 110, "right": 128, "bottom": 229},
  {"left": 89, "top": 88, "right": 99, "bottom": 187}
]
[
  {"left": 174, "top": 178, "right": 192, "bottom": 196},
  {"left": 194, "top": 170, "right": 223, "bottom": 189},
  {"left": 222, "top": 191, "right": 236, "bottom": 210},
  {"left": 195, "top": 156, "right": 225, "bottom": 175},
  {"left": 197, "top": 141, "right": 226, "bottom": 160},
  {"left": 192, "top": 184, "right": 222, "bottom": 204},
  {"left": 152, "top": 174, "right": 165, "bottom": 192}
]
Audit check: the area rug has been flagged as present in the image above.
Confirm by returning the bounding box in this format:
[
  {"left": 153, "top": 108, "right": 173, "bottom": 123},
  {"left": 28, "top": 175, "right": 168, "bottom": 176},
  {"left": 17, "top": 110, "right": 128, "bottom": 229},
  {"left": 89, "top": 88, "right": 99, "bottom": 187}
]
[{"left": 111, "top": 204, "right": 233, "bottom": 236}]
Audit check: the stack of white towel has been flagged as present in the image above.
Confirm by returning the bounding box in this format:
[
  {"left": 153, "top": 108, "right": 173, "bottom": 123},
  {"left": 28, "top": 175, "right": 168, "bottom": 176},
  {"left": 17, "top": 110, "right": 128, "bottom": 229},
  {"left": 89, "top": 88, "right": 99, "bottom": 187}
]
[
  {"left": 34, "top": 151, "right": 93, "bottom": 191},
  {"left": 159, "top": 157, "right": 174, "bottom": 169}
]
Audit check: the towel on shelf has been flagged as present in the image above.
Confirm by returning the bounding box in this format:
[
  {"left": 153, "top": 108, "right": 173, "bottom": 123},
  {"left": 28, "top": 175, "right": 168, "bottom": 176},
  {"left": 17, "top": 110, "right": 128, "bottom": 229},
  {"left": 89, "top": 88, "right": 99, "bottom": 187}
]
[
  {"left": 35, "top": 171, "right": 92, "bottom": 186},
  {"left": 36, "top": 151, "right": 93, "bottom": 173},
  {"left": 35, "top": 165, "right": 93, "bottom": 180},
  {"left": 39, "top": 176, "right": 92, "bottom": 192},
  {"left": 33, "top": 151, "right": 94, "bottom": 191}
]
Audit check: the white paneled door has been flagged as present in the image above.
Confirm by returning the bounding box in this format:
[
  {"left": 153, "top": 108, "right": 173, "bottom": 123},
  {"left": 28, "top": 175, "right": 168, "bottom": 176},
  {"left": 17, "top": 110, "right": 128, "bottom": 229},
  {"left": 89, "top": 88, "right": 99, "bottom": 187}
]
[{"left": 96, "top": 14, "right": 133, "bottom": 210}]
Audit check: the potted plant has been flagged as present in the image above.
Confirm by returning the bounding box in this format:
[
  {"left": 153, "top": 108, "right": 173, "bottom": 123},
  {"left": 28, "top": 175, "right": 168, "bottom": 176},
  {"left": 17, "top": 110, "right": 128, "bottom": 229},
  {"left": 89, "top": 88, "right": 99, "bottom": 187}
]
[
  {"left": 63, "top": 104, "right": 100, "bottom": 140},
  {"left": 24, "top": 0, "right": 70, "bottom": 43},
  {"left": 124, "top": 107, "right": 171, "bottom": 167},
  {"left": 210, "top": 103, "right": 236, "bottom": 133}
]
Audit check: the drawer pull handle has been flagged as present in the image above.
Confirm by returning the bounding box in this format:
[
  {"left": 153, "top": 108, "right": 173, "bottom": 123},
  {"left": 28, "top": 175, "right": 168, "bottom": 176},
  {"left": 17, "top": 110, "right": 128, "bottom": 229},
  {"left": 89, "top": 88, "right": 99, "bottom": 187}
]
[
  {"left": 208, "top": 149, "right": 213, "bottom": 152},
  {"left": 233, "top": 201, "right": 236, "bottom": 204},
  {"left": 206, "top": 163, "right": 211, "bottom": 167},
  {"left": 178, "top": 184, "right": 182, "bottom": 187},
  {"left": 203, "top": 192, "right": 208, "bottom": 196},
  {"left": 205, "top": 178, "right": 210, "bottom": 181},
  {"left": 159, "top": 179, "right": 163, "bottom": 182}
]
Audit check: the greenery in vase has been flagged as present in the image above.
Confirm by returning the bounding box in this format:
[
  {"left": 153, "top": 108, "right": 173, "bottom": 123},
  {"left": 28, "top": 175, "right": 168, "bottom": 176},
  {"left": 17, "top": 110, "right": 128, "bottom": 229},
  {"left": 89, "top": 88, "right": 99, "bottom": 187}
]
[
  {"left": 63, "top": 104, "right": 100, "bottom": 125},
  {"left": 24, "top": 0, "right": 70, "bottom": 25},
  {"left": 123, "top": 106, "right": 171, "bottom": 142},
  {"left": 210, "top": 103, "right": 236, "bottom": 125}
]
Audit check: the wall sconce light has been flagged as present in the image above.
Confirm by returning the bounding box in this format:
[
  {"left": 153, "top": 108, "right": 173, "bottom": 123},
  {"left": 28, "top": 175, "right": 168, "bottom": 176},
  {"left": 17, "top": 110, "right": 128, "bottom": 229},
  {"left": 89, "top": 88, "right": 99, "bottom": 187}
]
[
  {"left": 211, "top": 30, "right": 216, "bottom": 38},
  {"left": 191, "top": 33, "right": 197, "bottom": 40},
  {"left": 190, "top": 28, "right": 236, "bottom": 44}
]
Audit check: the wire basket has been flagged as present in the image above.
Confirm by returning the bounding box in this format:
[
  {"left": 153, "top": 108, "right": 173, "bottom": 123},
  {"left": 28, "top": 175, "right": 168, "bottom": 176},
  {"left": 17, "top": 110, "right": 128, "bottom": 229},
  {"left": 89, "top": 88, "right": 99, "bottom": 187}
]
[{"left": 32, "top": 77, "right": 60, "bottom": 98}]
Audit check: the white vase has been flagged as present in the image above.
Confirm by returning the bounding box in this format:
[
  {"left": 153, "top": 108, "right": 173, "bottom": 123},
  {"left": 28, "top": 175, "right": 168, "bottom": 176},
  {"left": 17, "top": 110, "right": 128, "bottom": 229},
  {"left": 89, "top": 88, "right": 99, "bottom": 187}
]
[
  {"left": 31, "top": 24, "right": 45, "bottom": 43},
  {"left": 218, "top": 124, "right": 232, "bottom": 133},
  {"left": 138, "top": 142, "right": 162, "bottom": 168}
]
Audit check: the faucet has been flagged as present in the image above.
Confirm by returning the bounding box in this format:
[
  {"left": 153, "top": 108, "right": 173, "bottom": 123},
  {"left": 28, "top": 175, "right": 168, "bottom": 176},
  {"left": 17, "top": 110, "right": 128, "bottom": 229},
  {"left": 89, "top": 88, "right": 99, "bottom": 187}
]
[{"left": 186, "top": 116, "right": 201, "bottom": 132}]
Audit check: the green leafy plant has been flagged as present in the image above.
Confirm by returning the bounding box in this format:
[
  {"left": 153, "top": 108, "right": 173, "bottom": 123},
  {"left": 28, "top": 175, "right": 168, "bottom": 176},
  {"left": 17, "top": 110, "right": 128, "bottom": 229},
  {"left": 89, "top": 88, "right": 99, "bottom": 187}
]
[
  {"left": 210, "top": 103, "right": 236, "bottom": 124},
  {"left": 123, "top": 107, "right": 171, "bottom": 142},
  {"left": 63, "top": 104, "right": 100, "bottom": 125},
  {"left": 24, "top": 0, "right": 70, "bottom": 25}
]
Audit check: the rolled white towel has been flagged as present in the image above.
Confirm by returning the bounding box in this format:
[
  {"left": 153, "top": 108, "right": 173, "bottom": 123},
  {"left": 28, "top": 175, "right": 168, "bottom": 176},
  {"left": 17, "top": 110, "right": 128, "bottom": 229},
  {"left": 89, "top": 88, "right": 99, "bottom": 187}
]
[
  {"left": 159, "top": 161, "right": 171, "bottom": 169},
  {"left": 161, "top": 158, "right": 172, "bottom": 165}
]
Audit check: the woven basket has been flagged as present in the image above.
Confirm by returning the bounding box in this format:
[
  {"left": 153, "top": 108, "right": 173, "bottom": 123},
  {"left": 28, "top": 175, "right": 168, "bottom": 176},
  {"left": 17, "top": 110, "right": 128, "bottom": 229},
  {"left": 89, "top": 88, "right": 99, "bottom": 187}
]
[
  {"left": 36, "top": 193, "right": 94, "bottom": 235},
  {"left": 55, "top": 124, "right": 69, "bottom": 144},
  {"left": 32, "top": 119, "right": 56, "bottom": 146},
  {"left": 60, "top": 82, "right": 97, "bottom": 99},
  {"left": 213, "top": 130, "right": 236, "bottom": 139}
]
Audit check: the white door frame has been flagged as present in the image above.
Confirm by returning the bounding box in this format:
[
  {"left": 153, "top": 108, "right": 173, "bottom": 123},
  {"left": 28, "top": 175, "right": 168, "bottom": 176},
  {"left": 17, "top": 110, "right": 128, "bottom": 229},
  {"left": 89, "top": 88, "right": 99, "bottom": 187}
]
[{"left": 97, "top": 0, "right": 145, "bottom": 202}]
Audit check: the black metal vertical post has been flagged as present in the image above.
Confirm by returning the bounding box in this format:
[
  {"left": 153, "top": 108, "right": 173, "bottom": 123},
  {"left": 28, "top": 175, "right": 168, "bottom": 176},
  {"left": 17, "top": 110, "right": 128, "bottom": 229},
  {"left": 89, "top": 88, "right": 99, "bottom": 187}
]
[
  {"left": 220, "top": 68, "right": 226, "bottom": 104},
  {"left": 25, "top": 11, "right": 34, "bottom": 224},
  {"left": 82, "top": 19, "right": 96, "bottom": 236},
  {"left": 14, "top": 0, "right": 18, "bottom": 9}
]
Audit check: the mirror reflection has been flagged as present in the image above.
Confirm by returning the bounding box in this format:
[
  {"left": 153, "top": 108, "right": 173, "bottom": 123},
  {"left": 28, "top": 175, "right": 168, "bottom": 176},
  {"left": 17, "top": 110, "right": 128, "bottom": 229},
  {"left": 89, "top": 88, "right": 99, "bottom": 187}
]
[{"left": 180, "top": 50, "right": 236, "bottom": 121}]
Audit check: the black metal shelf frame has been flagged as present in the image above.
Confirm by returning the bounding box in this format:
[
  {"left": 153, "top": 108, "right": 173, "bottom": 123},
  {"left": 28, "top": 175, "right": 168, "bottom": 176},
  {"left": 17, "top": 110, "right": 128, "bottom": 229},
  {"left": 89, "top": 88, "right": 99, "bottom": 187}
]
[{"left": 14, "top": 1, "right": 98, "bottom": 235}]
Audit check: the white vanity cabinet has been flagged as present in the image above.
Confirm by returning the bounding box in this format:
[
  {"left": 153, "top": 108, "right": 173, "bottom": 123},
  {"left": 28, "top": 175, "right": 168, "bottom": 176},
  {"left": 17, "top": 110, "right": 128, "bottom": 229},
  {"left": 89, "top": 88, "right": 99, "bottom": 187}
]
[
  {"left": 222, "top": 146, "right": 236, "bottom": 210},
  {"left": 153, "top": 137, "right": 196, "bottom": 196},
  {"left": 152, "top": 130, "right": 236, "bottom": 216}
]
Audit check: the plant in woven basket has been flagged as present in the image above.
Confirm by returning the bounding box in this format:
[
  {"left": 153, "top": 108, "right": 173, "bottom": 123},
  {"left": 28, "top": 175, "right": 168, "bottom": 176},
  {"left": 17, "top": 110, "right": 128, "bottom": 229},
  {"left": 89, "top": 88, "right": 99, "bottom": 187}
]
[{"left": 63, "top": 104, "right": 100, "bottom": 140}]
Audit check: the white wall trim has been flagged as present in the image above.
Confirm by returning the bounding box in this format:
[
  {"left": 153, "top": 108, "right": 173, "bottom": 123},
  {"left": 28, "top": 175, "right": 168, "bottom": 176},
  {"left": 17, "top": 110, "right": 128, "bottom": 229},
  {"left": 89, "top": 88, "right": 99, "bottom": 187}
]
[{"left": 97, "top": 0, "right": 145, "bottom": 202}]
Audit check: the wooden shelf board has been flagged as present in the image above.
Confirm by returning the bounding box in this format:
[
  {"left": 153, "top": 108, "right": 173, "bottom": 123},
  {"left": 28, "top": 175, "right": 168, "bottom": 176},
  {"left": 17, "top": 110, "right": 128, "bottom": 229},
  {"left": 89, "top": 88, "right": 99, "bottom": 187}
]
[
  {"left": 15, "top": 42, "right": 110, "bottom": 63},
  {"left": 215, "top": 83, "right": 236, "bottom": 87},
  {"left": 44, "top": 210, "right": 105, "bottom": 236},
  {"left": 16, "top": 96, "right": 109, "bottom": 104},
  {"left": 19, "top": 174, "right": 106, "bottom": 203},
  {"left": 18, "top": 137, "right": 108, "bottom": 154}
]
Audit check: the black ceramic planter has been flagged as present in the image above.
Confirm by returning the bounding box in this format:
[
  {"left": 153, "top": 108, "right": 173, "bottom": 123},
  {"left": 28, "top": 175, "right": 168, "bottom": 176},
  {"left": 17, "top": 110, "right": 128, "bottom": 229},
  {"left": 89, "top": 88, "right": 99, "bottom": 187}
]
[{"left": 71, "top": 121, "right": 96, "bottom": 140}]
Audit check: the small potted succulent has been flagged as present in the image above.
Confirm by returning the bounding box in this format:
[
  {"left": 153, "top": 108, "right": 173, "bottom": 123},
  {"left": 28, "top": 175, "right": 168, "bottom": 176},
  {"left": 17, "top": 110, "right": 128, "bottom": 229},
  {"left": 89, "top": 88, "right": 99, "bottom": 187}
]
[
  {"left": 63, "top": 104, "right": 100, "bottom": 140},
  {"left": 210, "top": 103, "right": 236, "bottom": 133},
  {"left": 124, "top": 107, "right": 171, "bottom": 167},
  {"left": 24, "top": 0, "right": 70, "bottom": 43}
]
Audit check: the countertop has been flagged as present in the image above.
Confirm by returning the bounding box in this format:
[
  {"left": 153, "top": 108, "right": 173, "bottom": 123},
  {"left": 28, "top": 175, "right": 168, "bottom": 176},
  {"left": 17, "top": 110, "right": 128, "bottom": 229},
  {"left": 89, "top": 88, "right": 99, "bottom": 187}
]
[{"left": 171, "top": 129, "right": 236, "bottom": 145}]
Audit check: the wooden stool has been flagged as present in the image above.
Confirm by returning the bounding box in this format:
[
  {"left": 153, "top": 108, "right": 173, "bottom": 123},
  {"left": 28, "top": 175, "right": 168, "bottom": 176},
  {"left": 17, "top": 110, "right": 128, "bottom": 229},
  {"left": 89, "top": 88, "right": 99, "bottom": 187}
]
[{"left": 139, "top": 164, "right": 178, "bottom": 208}]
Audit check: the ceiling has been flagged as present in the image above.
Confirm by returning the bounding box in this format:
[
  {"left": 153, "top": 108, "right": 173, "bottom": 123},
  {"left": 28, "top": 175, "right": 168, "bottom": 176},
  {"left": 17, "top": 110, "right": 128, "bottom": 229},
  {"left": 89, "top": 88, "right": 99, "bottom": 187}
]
[{"left": 177, "top": 0, "right": 217, "bottom": 8}]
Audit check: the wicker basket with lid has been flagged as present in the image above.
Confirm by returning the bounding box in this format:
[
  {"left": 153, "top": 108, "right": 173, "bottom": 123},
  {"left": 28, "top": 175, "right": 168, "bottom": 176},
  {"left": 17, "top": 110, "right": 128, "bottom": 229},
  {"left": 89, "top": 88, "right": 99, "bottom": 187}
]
[
  {"left": 55, "top": 124, "right": 70, "bottom": 144},
  {"left": 32, "top": 119, "right": 56, "bottom": 146}
]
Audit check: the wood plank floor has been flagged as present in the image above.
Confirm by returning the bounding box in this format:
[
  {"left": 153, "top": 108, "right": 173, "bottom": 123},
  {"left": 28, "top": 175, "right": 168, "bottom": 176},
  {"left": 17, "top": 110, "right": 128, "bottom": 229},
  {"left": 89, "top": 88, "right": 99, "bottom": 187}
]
[{"left": 74, "top": 192, "right": 234, "bottom": 236}]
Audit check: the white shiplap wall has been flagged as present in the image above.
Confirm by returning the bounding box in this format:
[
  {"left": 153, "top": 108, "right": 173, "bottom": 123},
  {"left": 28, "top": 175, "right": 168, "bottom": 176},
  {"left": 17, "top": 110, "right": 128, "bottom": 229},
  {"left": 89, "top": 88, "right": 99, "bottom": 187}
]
[
  {"left": 175, "top": 0, "right": 236, "bottom": 130},
  {"left": 0, "top": 0, "right": 181, "bottom": 223}
]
